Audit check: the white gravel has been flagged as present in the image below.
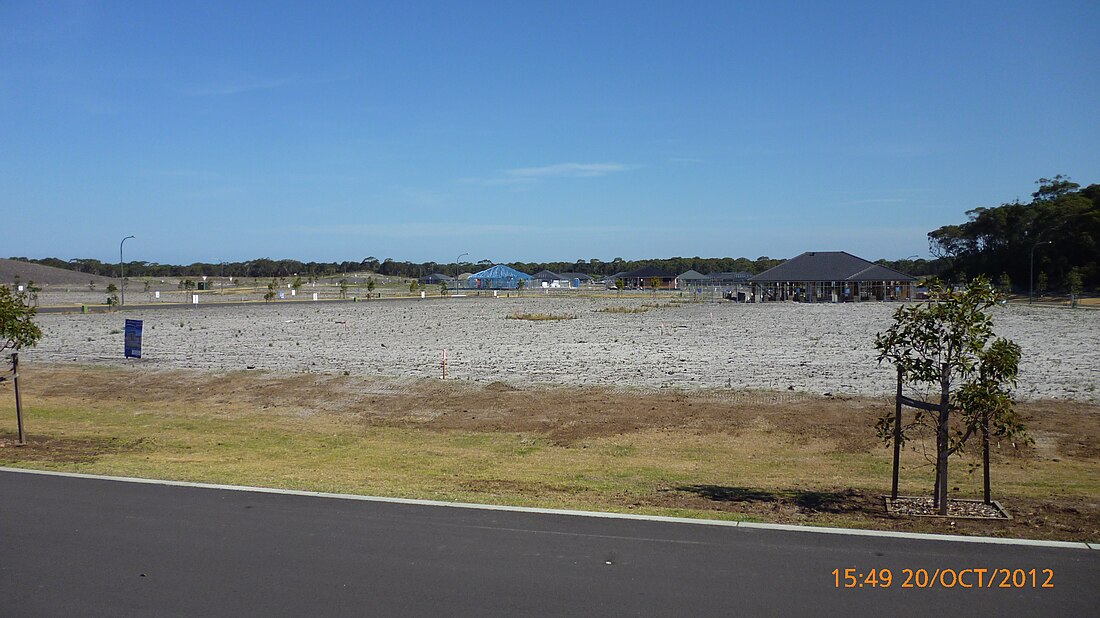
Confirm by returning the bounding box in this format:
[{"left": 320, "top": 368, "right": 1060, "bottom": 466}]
[{"left": 23, "top": 296, "right": 1100, "bottom": 401}]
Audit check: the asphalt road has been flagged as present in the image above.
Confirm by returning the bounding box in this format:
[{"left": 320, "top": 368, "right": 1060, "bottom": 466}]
[{"left": 1, "top": 470, "right": 1096, "bottom": 617}]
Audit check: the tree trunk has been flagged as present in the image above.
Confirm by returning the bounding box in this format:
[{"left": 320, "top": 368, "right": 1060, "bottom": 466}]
[
  {"left": 892, "top": 367, "right": 903, "bottom": 501},
  {"left": 933, "top": 469, "right": 940, "bottom": 509},
  {"left": 937, "top": 362, "right": 950, "bottom": 515},
  {"left": 983, "top": 406, "right": 991, "bottom": 505}
]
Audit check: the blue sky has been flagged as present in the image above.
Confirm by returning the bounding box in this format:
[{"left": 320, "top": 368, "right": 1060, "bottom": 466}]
[{"left": 3, "top": 1, "right": 1098, "bottom": 265}]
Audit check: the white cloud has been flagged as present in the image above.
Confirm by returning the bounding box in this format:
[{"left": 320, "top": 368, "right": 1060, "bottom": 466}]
[
  {"left": 505, "top": 162, "right": 631, "bottom": 178},
  {"left": 457, "top": 176, "right": 537, "bottom": 187},
  {"left": 183, "top": 78, "right": 298, "bottom": 96}
]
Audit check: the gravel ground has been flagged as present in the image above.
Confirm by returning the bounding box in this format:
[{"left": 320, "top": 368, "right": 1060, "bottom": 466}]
[{"left": 23, "top": 296, "right": 1100, "bottom": 401}]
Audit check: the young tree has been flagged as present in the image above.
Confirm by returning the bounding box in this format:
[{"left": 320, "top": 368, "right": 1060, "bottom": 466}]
[
  {"left": 366, "top": 277, "right": 376, "bottom": 298},
  {"left": 615, "top": 278, "right": 624, "bottom": 297},
  {"left": 998, "top": 272, "right": 1012, "bottom": 296},
  {"left": 1, "top": 285, "right": 43, "bottom": 445},
  {"left": 264, "top": 280, "right": 277, "bottom": 302},
  {"left": 1067, "top": 267, "right": 1083, "bottom": 308},
  {"left": 516, "top": 279, "right": 526, "bottom": 296},
  {"left": 338, "top": 279, "right": 349, "bottom": 300},
  {"left": 439, "top": 282, "right": 448, "bottom": 296},
  {"left": 106, "top": 283, "right": 120, "bottom": 308},
  {"left": 292, "top": 276, "right": 303, "bottom": 292},
  {"left": 26, "top": 280, "right": 41, "bottom": 307},
  {"left": 1036, "top": 272, "right": 1048, "bottom": 297},
  {"left": 650, "top": 277, "right": 661, "bottom": 298},
  {"left": 955, "top": 337, "right": 1024, "bottom": 504},
  {"left": 874, "top": 276, "right": 1021, "bottom": 514},
  {"left": 1, "top": 286, "right": 42, "bottom": 364},
  {"left": 409, "top": 280, "right": 419, "bottom": 294}
]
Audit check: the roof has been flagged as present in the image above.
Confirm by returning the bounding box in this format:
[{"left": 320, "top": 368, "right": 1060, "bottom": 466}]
[
  {"left": 676, "top": 270, "right": 707, "bottom": 281},
  {"left": 618, "top": 265, "right": 676, "bottom": 279},
  {"left": 707, "top": 271, "right": 753, "bottom": 281},
  {"left": 532, "top": 270, "right": 564, "bottom": 280},
  {"left": 749, "top": 251, "right": 917, "bottom": 283},
  {"left": 419, "top": 273, "right": 454, "bottom": 282},
  {"left": 557, "top": 272, "right": 593, "bottom": 281},
  {"left": 468, "top": 264, "right": 533, "bottom": 281}
]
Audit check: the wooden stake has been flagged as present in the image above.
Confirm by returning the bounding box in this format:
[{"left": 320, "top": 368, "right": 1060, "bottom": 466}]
[
  {"left": 983, "top": 406, "right": 991, "bottom": 505},
  {"left": 892, "top": 366, "right": 902, "bottom": 500},
  {"left": 14, "top": 352, "right": 25, "bottom": 446},
  {"left": 442, "top": 349, "right": 447, "bottom": 380}
]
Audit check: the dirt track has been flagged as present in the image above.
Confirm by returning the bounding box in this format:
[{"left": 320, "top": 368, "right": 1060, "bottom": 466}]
[{"left": 22, "top": 296, "right": 1100, "bottom": 401}]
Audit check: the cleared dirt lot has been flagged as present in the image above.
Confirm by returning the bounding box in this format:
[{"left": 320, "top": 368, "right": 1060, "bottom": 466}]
[{"left": 23, "top": 296, "right": 1100, "bottom": 401}]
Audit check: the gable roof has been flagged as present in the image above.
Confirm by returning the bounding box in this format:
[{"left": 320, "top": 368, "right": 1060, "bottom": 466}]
[
  {"left": 557, "top": 272, "right": 593, "bottom": 281},
  {"left": 750, "top": 251, "right": 916, "bottom": 283},
  {"left": 468, "top": 264, "right": 533, "bottom": 281},
  {"left": 707, "top": 271, "right": 753, "bottom": 281},
  {"left": 677, "top": 269, "right": 707, "bottom": 281},
  {"left": 618, "top": 265, "right": 676, "bottom": 279},
  {"left": 532, "top": 270, "right": 564, "bottom": 280}
]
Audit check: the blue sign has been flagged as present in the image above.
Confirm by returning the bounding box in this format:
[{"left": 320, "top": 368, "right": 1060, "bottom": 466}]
[{"left": 124, "top": 319, "right": 143, "bottom": 359}]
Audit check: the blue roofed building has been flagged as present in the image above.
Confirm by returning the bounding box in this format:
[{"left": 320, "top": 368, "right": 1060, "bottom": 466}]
[{"left": 467, "top": 264, "right": 534, "bottom": 289}]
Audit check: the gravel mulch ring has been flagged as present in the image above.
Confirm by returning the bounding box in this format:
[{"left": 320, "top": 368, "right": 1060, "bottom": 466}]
[{"left": 885, "top": 496, "right": 1011, "bottom": 519}]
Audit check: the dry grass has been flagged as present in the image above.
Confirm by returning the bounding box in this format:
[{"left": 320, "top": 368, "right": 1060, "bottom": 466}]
[
  {"left": 507, "top": 312, "right": 577, "bottom": 321},
  {"left": 597, "top": 306, "right": 650, "bottom": 314},
  {"left": 1, "top": 365, "right": 1097, "bottom": 541}
]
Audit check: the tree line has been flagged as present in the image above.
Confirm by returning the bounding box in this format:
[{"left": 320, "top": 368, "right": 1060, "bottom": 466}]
[
  {"left": 8, "top": 175, "right": 1094, "bottom": 289},
  {"left": 928, "top": 176, "right": 1098, "bottom": 292},
  {"left": 5, "top": 255, "right": 806, "bottom": 281}
]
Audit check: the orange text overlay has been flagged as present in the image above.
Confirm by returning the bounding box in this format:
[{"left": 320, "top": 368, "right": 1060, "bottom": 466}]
[{"left": 831, "top": 568, "right": 1055, "bottom": 589}]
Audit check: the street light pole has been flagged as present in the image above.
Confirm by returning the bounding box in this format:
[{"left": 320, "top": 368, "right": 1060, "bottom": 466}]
[
  {"left": 120, "top": 235, "right": 135, "bottom": 306},
  {"left": 455, "top": 252, "right": 468, "bottom": 293},
  {"left": 1029, "top": 240, "right": 1052, "bottom": 304}
]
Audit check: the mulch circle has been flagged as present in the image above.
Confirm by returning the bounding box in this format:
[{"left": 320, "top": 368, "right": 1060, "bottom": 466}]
[{"left": 884, "top": 496, "right": 1011, "bottom": 520}]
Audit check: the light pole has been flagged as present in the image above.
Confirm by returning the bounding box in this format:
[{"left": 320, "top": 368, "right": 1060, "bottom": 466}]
[
  {"left": 455, "top": 252, "right": 468, "bottom": 293},
  {"left": 1029, "top": 241, "right": 1052, "bottom": 304},
  {"left": 119, "top": 235, "right": 135, "bottom": 306}
]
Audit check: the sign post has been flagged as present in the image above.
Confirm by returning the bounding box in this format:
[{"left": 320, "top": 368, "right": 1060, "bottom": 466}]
[{"left": 124, "top": 319, "right": 143, "bottom": 359}]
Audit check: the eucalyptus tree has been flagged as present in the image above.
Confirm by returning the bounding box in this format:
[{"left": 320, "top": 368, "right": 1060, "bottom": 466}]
[{"left": 874, "top": 276, "right": 1024, "bottom": 514}]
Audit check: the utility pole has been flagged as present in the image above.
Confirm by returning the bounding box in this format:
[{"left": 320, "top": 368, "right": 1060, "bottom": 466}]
[
  {"left": 120, "top": 235, "right": 135, "bottom": 306},
  {"left": 1029, "top": 240, "right": 1052, "bottom": 304},
  {"left": 455, "top": 252, "right": 468, "bottom": 293}
]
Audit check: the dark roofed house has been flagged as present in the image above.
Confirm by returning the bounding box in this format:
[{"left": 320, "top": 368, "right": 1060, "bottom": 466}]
[
  {"left": 749, "top": 251, "right": 916, "bottom": 303},
  {"left": 705, "top": 271, "right": 752, "bottom": 286},
  {"left": 675, "top": 270, "right": 707, "bottom": 289},
  {"left": 557, "top": 272, "right": 593, "bottom": 284},
  {"left": 615, "top": 265, "right": 676, "bottom": 289},
  {"left": 418, "top": 273, "right": 454, "bottom": 285},
  {"left": 532, "top": 270, "right": 565, "bottom": 283}
]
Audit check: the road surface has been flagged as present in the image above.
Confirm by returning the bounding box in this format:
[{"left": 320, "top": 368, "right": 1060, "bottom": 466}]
[{"left": 1, "top": 469, "right": 1096, "bottom": 616}]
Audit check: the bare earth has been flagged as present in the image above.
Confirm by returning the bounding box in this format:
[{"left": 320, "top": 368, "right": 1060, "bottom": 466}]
[{"left": 23, "top": 296, "right": 1100, "bottom": 401}]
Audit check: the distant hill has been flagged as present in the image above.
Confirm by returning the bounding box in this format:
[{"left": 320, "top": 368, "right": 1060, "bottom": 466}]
[{"left": 0, "top": 258, "right": 117, "bottom": 287}]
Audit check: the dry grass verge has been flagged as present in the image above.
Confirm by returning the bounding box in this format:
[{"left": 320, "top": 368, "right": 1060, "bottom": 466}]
[{"left": 1, "top": 364, "right": 1097, "bottom": 542}]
